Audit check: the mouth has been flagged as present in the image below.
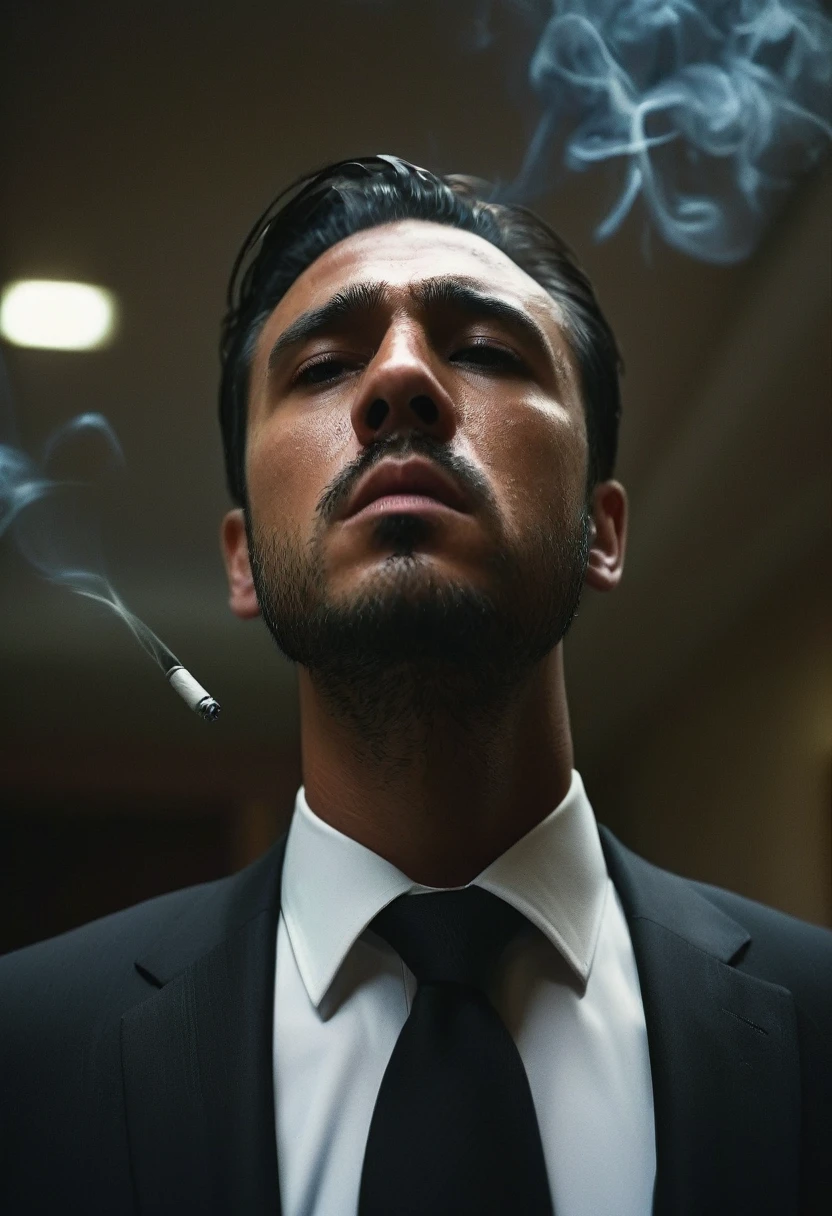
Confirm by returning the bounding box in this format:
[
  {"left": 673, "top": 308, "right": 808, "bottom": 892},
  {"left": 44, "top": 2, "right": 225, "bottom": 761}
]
[
  {"left": 339, "top": 457, "right": 472, "bottom": 522},
  {"left": 345, "top": 493, "right": 464, "bottom": 522}
]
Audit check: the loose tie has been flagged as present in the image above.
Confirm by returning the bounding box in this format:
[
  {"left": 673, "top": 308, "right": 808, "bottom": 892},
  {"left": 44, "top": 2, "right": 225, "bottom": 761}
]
[{"left": 358, "top": 887, "right": 553, "bottom": 1216}]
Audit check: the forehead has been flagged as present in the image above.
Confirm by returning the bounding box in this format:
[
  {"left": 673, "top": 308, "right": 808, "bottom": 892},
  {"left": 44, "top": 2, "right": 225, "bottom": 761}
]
[{"left": 258, "top": 219, "right": 568, "bottom": 342}]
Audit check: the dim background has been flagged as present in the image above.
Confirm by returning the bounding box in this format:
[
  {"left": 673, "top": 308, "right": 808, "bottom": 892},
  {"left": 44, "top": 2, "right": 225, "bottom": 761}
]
[{"left": 0, "top": 0, "right": 829, "bottom": 953}]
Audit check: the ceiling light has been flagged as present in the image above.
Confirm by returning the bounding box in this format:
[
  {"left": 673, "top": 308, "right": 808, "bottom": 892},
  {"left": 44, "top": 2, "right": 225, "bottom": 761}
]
[{"left": 0, "top": 279, "right": 118, "bottom": 350}]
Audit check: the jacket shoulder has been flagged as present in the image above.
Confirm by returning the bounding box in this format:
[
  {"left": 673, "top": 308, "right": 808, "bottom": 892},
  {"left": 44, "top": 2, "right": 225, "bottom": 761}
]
[
  {"left": 600, "top": 825, "right": 832, "bottom": 1021},
  {"left": 0, "top": 833, "right": 286, "bottom": 1028},
  {"left": 691, "top": 878, "right": 832, "bottom": 1017},
  {"left": 0, "top": 873, "right": 232, "bottom": 1021},
  {"left": 0, "top": 868, "right": 271, "bottom": 1214}
]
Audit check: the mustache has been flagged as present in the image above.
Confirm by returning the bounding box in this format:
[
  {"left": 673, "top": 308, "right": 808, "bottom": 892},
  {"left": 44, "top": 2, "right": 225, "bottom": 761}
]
[{"left": 317, "top": 433, "right": 491, "bottom": 524}]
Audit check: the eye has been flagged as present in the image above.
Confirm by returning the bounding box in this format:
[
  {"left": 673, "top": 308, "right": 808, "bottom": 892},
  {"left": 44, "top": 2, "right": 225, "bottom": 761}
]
[
  {"left": 451, "top": 340, "right": 524, "bottom": 373},
  {"left": 293, "top": 354, "right": 360, "bottom": 387}
]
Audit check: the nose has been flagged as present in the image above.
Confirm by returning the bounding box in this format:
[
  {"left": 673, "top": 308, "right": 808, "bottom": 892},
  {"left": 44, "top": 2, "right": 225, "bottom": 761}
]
[{"left": 349, "top": 322, "right": 458, "bottom": 447}]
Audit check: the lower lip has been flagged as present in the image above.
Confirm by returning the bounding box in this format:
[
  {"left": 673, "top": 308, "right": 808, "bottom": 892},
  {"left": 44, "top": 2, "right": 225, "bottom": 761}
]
[{"left": 347, "top": 494, "right": 461, "bottom": 520}]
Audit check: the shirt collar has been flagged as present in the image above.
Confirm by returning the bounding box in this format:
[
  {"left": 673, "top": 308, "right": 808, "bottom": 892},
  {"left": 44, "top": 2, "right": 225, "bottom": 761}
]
[{"left": 280, "top": 770, "right": 608, "bottom": 1008}]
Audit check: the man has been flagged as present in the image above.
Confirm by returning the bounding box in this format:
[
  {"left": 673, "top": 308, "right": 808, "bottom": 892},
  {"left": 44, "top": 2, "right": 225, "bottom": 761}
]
[{"left": 0, "top": 155, "right": 829, "bottom": 1216}]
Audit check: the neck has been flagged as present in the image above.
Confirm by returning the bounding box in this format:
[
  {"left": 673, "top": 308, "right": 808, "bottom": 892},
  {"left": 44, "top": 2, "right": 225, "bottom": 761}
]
[{"left": 297, "top": 648, "right": 574, "bottom": 887}]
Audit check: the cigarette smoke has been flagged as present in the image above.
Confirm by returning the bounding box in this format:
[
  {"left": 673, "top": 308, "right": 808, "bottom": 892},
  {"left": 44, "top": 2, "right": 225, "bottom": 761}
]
[
  {"left": 0, "top": 363, "right": 179, "bottom": 674},
  {"left": 486, "top": 0, "right": 832, "bottom": 261}
]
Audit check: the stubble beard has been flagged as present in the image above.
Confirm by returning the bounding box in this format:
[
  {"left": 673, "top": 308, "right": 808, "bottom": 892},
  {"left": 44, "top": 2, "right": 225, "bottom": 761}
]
[{"left": 246, "top": 504, "right": 591, "bottom": 770}]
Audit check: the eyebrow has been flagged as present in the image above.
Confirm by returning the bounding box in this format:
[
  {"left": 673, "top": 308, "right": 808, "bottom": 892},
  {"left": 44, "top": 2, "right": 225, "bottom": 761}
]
[
  {"left": 266, "top": 282, "right": 388, "bottom": 372},
  {"left": 265, "top": 274, "right": 556, "bottom": 374},
  {"left": 411, "top": 277, "right": 553, "bottom": 363}
]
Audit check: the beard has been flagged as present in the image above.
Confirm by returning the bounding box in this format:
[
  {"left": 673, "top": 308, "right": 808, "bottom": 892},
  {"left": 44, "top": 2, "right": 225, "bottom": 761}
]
[{"left": 246, "top": 490, "right": 591, "bottom": 764}]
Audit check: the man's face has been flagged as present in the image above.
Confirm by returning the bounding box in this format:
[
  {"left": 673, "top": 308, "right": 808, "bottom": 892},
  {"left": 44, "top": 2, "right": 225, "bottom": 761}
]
[{"left": 223, "top": 220, "right": 606, "bottom": 721}]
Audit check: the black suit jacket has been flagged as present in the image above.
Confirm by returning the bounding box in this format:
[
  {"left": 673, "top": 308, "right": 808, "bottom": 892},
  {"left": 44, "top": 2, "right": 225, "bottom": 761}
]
[{"left": 1, "top": 827, "right": 830, "bottom": 1216}]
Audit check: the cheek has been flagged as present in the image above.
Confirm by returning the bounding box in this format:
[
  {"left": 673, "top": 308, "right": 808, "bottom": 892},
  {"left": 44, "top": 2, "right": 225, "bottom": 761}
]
[
  {"left": 245, "top": 407, "right": 354, "bottom": 531},
  {"left": 475, "top": 391, "right": 587, "bottom": 525},
  {"left": 245, "top": 419, "right": 302, "bottom": 527}
]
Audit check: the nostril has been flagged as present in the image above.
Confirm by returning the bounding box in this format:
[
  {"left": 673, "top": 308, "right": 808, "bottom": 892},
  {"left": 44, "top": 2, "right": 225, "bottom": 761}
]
[
  {"left": 411, "top": 395, "right": 438, "bottom": 424},
  {"left": 367, "top": 399, "right": 388, "bottom": 429}
]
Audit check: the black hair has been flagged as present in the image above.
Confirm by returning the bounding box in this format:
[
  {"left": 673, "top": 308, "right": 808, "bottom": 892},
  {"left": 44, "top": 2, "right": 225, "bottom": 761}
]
[{"left": 219, "top": 155, "right": 622, "bottom": 507}]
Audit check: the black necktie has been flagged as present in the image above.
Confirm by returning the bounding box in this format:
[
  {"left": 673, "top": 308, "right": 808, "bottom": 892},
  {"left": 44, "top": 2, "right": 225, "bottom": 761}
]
[{"left": 358, "top": 887, "right": 554, "bottom": 1216}]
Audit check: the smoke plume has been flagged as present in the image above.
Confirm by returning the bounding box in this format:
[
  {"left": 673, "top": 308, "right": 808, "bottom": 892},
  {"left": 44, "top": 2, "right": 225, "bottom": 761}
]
[
  {"left": 1, "top": 373, "right": 179, "bottom": 674},
  {"left": 495, "top": 0, "right": 832, "bottom": 261}
]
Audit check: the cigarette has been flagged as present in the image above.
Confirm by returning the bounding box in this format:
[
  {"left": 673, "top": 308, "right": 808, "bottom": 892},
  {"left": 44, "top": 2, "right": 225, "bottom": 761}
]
[{"left": 165, "top": 664, "right": 221, "bottom": 722}]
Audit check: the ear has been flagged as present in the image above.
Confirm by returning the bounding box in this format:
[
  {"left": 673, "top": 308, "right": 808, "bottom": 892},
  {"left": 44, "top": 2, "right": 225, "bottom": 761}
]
[
  {"left": 220, "top": 508, "right": 261, "bottom": 620},
  {"left": 584, "top": 479, "right": 628, "bottom": 593}
]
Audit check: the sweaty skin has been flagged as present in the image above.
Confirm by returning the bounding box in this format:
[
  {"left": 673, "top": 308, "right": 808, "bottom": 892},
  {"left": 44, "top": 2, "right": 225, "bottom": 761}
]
[{"left": 222, "top": 221, "right": 627, "bottom": 886}]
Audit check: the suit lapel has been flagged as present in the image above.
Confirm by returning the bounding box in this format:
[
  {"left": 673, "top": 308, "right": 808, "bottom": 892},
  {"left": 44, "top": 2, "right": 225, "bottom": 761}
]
[
  {"left": 121, "top": 838, "right": 287, "bottom": 1216},
  {"left": 600, "top": 828, "right": 801, "bottom": 1216}
]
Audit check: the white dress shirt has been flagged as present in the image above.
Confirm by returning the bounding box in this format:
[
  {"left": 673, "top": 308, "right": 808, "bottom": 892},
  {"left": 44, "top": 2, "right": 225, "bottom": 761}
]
[{"left": 274, "top": 770, "right": 656, "bottom": 1216}]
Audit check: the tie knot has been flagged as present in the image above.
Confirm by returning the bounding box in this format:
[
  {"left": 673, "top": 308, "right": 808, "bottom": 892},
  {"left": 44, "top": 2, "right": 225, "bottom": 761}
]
[{"left": 371, "top": 887, "right": 527, "bottom": 988}]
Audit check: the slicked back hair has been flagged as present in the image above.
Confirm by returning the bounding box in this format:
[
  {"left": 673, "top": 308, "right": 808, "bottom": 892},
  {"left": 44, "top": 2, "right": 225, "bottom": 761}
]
[{"left": 219, "top": 155, "right": 623, "bottom": 508}]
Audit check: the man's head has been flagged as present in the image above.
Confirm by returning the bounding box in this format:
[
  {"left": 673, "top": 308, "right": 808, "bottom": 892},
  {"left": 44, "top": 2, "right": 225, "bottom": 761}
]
[
  {"left": 219, "top": 156, "right": 622, "bottom": 509},
  {"left": 219, "top": 156, "right": 627, "bottom": 740}
]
